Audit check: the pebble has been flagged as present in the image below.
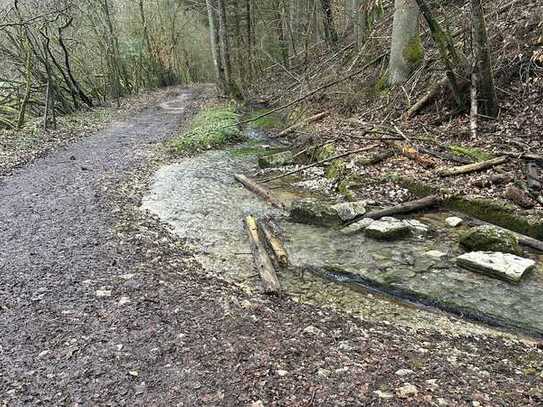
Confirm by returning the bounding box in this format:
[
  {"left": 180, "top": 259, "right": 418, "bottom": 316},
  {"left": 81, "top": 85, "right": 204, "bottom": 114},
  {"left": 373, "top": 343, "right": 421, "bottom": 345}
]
[
  {"left": 396, "top": 383, "right": 418, "bottom": 398},
  {"left": 118, "top": 296, "right": 131, "bottom": 305},
  {"left": 96, "top": 290, "right": 111, "bottom": 298},
  {"left": 373, "top": 390, "right": 394, "bottom": 399},
  {"left": 437, "top": 398, "right": 449, "bottom": 406},
  {"left": 303, "top": 325, "right": 323, "bottom": 336},
  {"left": 425, "top": 250, "right": 447, "bottom": 259},
  {"left": 276, "top": 370, "right": 288, "bottom": 377},
  {"left": 395, "top": 369, "right": 414, "bottom": 376}
]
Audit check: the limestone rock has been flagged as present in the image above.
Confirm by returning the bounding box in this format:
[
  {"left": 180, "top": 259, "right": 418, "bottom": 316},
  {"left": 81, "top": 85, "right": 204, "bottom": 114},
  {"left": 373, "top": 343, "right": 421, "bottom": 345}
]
[
  {"left": 258, "top": 151, "right": 294, "bottom": 169},
  {"left": 446, "top": 216, "right": 463, "bottom": 227},
  {"left": 373, "top": 390, "right": 394, "bottom": 399},
  {"left": 332, "top": 201, "right": 367, "bottom": 221},
  {"left": 456, "top": 251, "right": 536, "bottom": 283},
  {"left": 425, "top": 250, "right": 447, "bottom": 259},
  {"left": 365, "top": 217, "right": 411, "bottom": 240},
  {"left": 340, "top": 218, "right": 374, "bottom": 235},
  {"left": 459, "top": 225, "right": 521, "bottom": 255},
  {"left": 396, "top": 383, "right": 418, "bottom": 398},
  {"left": 290, "top": 199, "right": 342, "bottom": 227},
  {"left": 403, "top": 219, "right": 431, "bottom": 236},
  {"left": 315, "top": 144, "right": 336, "bottom": 161}
]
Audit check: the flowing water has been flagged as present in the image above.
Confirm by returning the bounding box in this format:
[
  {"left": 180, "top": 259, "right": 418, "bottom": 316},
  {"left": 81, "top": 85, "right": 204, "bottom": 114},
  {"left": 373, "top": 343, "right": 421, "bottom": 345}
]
[{"left": 142, "top": 130, "right": 543, "bottom": 338}]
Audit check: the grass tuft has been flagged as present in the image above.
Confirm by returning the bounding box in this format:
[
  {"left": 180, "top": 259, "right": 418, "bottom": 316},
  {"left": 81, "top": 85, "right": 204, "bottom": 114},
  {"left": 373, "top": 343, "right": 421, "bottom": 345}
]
[{"left": 168, "top": 104, "right": 242, "bottom": 154}]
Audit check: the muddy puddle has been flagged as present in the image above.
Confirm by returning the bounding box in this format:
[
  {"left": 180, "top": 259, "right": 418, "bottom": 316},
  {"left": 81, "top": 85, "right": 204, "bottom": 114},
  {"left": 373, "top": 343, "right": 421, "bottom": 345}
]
[{"left": 142, "top": 130, "right": 543, "bottom": 338}]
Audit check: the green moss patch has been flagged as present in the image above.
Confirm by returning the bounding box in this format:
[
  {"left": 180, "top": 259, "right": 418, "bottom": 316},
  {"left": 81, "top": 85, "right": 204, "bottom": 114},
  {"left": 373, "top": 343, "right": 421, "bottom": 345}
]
[
  {"left": 168, "top": 104, "right": 242, "bottom": 154},
  {"left": 246, "top": 109, "right": 282, "bottom": 129},
  {"left": 449, "top": 145, "right": 493, "bottom": 162},
  {"left": 403, "top": 35, "right": 424, "bottom": 65}
]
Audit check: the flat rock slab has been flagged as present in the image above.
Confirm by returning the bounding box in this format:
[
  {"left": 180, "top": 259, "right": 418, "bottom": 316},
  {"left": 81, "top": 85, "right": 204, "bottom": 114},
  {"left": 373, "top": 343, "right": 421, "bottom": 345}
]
[
  {"left": 365, "top": 217, "right": 411, "bottom": 240},
  {"left": 456, "top": 251, "right": 536, "bottom": 283}
]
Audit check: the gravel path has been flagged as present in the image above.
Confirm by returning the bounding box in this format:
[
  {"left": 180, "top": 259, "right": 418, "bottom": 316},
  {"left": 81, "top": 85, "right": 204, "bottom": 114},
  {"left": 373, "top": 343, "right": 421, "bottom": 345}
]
[{"left": 1, "top": 88, "right": 542, "bottom": 406}]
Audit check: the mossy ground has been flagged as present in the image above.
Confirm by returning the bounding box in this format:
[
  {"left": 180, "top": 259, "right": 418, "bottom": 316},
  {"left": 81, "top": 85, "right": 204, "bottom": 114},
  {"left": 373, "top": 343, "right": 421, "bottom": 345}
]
[
  {"left": 168, "top": 104, "right": 242, "bottom": 154},
  {"left": 449, "top": 145, "right": 494, "bottom": 162},
  {"left": 246, "top": 109, "right": 282, "bottom": 129}
]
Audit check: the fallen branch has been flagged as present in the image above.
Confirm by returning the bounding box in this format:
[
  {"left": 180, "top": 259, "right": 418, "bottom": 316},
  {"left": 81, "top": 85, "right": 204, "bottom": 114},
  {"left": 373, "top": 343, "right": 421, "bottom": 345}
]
[
  {"left": 262, "top": 144, "right": 380, "bottom": 183},
  {"left": 437, "top": 156, "right": 508, "bottom": 177},
  {"left": 356, "top": 150, "right": 395, "bottom": 166},
  {"left": 244, "top": 216, "right": 281, "bottom": 294},
  {"left": 364, "top": 195, "right": 442, "bottom": 220},
  {"left": 234, "top": 174, "right": 286, "bottom": 209},
  {"left": 276, "top": 111, "right": 329, "bottom": 138},
  {"left": 388, "top": 142, "right": 436, "bottom": 168},
  {"left": 256, "top": 219, "right": 289, "bottom": 268}
]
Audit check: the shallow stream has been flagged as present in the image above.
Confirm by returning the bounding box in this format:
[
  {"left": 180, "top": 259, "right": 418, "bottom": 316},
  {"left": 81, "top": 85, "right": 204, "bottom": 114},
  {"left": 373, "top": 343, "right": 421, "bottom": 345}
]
[{"left": 142, "top": 130, "right": 543, "bottom": 338}]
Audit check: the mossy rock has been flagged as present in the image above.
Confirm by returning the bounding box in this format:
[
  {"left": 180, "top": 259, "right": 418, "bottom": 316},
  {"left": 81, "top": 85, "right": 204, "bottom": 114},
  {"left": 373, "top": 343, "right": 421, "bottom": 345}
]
[
  {"left": 338, "top": 176, "right": 359, "bottom": 201},
  {"left": 316, "top": 144, "right": 336, "bottom": 162},
  {"left": 289, "top": 199, "right": 342, "bottom": 227},
  {"left": 403, "top": 35, "right": 424, "bottom": 66},
  {"left": 459, "top": 225, "right": 522, "bottom": 255},
  {"left": 258, "top": 151, "right": 294, "bottom": 169},
  {"left": 325, "top": 159, "right": 347, "bottom": 180}
]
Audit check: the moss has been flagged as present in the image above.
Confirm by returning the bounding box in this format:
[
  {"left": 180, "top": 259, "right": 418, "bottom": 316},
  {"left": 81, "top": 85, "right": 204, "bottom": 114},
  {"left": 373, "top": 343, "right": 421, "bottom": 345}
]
[
  {"left": 258, "top": 150, "right": 294, "bottom": 168},
  {"left": 459, "top": 225, "right": 522, "bottom": 255},
  {"left": 397, "top": 176, "right": 543, "bottom": 240},
  {"left": 325, "top": 159, "right": 347, "bottom": 180},
  {"left": 403, "top": 35, "right": 424, "bottom": 66},
  {"left": 289, "top": 199, "right": 342, "bottom": 227},
  {"left": 168, "top": 104, "right": 242, "bottom": 154},
  {"left": 246, "top": 109, "right": 281, "bottom": 129},
  {"left": 316, "top": 144, "right": 336, "bottom": 161},
  {"left": 449, "top": 145, "right": 493, "bottom": 162},
  {"left": 374, "top": 74, "right": 390, "bottom": 94}
]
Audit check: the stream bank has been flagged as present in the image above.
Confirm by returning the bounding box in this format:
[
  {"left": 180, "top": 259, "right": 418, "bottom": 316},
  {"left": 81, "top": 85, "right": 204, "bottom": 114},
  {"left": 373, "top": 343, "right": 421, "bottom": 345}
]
[{"left": 142, "top": 122, "right": 543, "bottom": 339}]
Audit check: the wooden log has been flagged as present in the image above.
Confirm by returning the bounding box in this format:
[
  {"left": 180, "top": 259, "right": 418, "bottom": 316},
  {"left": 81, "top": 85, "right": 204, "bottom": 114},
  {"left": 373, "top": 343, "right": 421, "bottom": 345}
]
[
  {"left": 276, "top": 111, "right": 329, "bottom": 138},
  {"left": 234, "top": 174, "right": 285, "bottom": 210},
  {"left": 364, "top": 195, "right": 442, "bottom": 220},
  {"left": 244, "top": 216, "right": 281, "bottom": 294},
  {"left": 388, "top": 142, "right": 436, "bottom": 168},
  {"left": 256, "top": 219, "right": 289, "bottom": 267},
  {"left": 437, "top": 156, "right": 507, "bottom": 177},
  {"left": 356, "top": 150, "right": 395, "bottom": 166}
]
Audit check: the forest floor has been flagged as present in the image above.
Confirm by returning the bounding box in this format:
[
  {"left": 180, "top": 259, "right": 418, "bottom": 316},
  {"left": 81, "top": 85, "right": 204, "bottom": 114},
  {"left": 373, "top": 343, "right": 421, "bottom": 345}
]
[{"left": 1, "top": 86, "right": 543, "bottom": 406}]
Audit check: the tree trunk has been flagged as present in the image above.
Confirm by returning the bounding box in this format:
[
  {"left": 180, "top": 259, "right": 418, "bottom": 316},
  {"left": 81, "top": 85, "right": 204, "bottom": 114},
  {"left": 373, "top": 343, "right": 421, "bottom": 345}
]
[
  {"left": 206, "top": 0, "right": 226, "bottom": 93},
  {"left": 470, "top": 0, "right": 497, "bottom": 118},
  {"left": 388, "top": 0, "right": 423, "bottom": 85},
  {"left": 320, "top": 0, "right": 338, "bottom": 46},
  {"left": 217, "top": 0, "right": 233, "bottom": 92}
]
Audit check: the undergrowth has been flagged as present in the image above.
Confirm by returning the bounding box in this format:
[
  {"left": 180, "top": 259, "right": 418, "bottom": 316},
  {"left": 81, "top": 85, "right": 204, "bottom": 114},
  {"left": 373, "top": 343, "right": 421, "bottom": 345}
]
[{"left": 168, "top": 104, "right": 242, "bottom": 154}]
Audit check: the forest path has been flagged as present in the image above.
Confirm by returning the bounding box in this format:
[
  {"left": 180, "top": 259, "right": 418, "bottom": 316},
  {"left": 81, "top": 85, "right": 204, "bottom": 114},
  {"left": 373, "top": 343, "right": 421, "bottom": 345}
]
[{"left": 0, "top": 88, "right": 541, "bottom": 406}]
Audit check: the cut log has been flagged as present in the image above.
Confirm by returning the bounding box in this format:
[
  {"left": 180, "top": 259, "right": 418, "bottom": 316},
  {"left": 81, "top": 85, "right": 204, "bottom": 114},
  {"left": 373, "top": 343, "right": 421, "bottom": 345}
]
[
  {"left": 437, "top": 156, "right": 507, "bottom": 177},
  {"left": 256, "top": 219, "right": 289, "bottom": 267},
  {"left": 363, "top": 195, "right": 442, "bottom": 220},
  {"left": 234, "top": 174, "right": 285, "bottom": 209},
  {"left": 276, "top": 111, "right": 329, "bottom": 138},
  {"left": 388, "top": 142, "right": 436, "bottom": 168},
  {"left": 244, "top": 216, "right": 281, "bottom": 294},
  {"left": 406, "top": 77, "right": 448, "bottom": 119}
]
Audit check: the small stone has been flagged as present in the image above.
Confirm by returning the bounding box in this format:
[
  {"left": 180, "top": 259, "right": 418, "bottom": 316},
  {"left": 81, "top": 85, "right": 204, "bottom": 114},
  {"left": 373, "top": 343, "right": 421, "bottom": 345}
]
[
  {"left": 258, "top": 151, "right": 294, "bottom": 169},
  {"left": 332, "top": 201, "right": 366, "bottom": 221},
  {"left": 456, "top": 251, "right": 536, "bottom": 283},
  {"left": 128, "top": 371, "right": 139, "bottom": 377},
  {"left": 446, "top": 216, "right": 463, "bottom": 227},
  {"left": 425, "top": 379, "right": 439, "bottom": 390},
  {"left": 118, "top": 296, "right": 131, "bottom": 305},
  {"left": 38, "top": 350, "right": 50, "bottom": 359},
  {"left": 340, "top": 218, "right": 374, "bottom": 235},
  {"left": 373, "top": 390, "right": 394, "bottom": 399},
  {"left": 276, "top": 369, "right": 288, "bottom": 377},
  {"left": 317, "top": 368, "right": 331, "bottom": 377},
  {"left": 250, "top": 401, "right": 264, "bottom": 407},
  {"left": 303, "top": 325, "right": 323, "bottom": 336},
  {"left": 403, "top": 219, "right": 431, "bottom": 236},
  {"left": 459, "top": 225, "right": 521, "bottom": 255},
  {"left": 96, "top": 290, "right": 111, "bottom": 298},
  {"left": 396, "top": 383, "right": 418, "bottom": 398},
  {"left": 437, "top": 398, "right": 449, "bottom": 406},
  {"left": 120, "top": 273, "right": 135, "bottom": 280},
  {"left": 395, "top": 369, "right": 414, "bottom": 376},
  {"left": 365, "top": 217, "right": 411, "bottom": 240},
  {"left": 425, "top": 250, "right": 447, "bottom": 259}
]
